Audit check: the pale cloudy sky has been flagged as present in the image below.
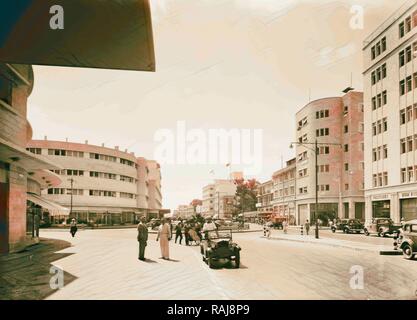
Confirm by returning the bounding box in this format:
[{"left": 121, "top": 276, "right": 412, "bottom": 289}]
[{"left": 28, "top": 0, "right": 400, "bottom": 210}]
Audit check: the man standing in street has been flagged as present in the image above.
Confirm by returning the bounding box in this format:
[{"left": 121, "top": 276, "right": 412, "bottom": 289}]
[
  {"left": 175, "top": 220, "right": 183, "bottom": 244},
  {"left": 304, "top": 219, "right": 310, "bottom": 236},
  {"left": 202, "top": 217, "right": 218, "bottom": 239},
  {"left": 157, "top": 218, "right": 172, "bottom": 260},
  {"left": 137, "top": 217, "right": 148, "bottom": 261}
]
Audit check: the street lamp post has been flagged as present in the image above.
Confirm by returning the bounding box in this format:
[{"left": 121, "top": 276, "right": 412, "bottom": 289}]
[
  {"left": 290, "top": 139, "right": 342, "bottom": 239},
  {"left": 68, "top": 178, "right": 74, "bottom": 220}
]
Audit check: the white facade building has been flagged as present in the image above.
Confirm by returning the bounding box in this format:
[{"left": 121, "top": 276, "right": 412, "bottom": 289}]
[{"left": 363, "top": 0, "right": 417, "bottom": 223}]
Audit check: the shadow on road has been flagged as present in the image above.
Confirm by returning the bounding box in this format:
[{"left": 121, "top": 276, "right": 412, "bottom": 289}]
[{"left": 0, "top": 238, "right": 77, "bottom": 300}]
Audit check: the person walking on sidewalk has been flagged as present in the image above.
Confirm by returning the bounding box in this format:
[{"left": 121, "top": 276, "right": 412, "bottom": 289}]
[
  {"left": 283, "top": 220, "right": 288, "bottom": 234},
  {"left": 70, "top": 219, "right": 78, "bottom": 237},
  {"left": 137, "top": 217, "right": 148, "bottom": 261},
  {"left": 157, "top": 218, "right": 172, "bottom": 260},
  {"left": 175, "top": 221, "right": 183, "bottom": 244},
  {"left": 304, "top": 219, "right": 310, "bottom": 236},
  {"left": 184, "top": 223, "right": 190, "bottom": 246}
]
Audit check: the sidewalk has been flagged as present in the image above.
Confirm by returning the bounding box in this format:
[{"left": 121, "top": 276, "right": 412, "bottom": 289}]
[
  {"left": 265, "top": 232, "right": 398, "bottom": 254},
  {"left": 0, "top": 238, "right": 76, "bottom": 300}
]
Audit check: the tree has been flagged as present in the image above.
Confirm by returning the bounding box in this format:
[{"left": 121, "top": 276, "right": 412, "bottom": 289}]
[{"left": 233, "top": 178, "right": 259, "bottom": 217}]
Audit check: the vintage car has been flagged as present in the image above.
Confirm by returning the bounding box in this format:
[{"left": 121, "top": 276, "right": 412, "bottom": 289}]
[
  {"left": 398, "top": 220, "right": 417, "bottom": 260},
  {"left": 364, "top": 218, "right": 402, "bottom": 237},
  {"left": 200, "top": 229, "right": 241, "bottom": 269},
  {"left": 147, "top": 218, "right": 161, "bottom": 230},
  {"left": 331, "top": 219, "right": 364, "bottom": 234}
]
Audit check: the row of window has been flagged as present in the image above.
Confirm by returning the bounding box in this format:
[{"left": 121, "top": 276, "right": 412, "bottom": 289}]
[
  {"left": 315, "top": 109, "right": 329, "bottom": 119},
  {"left": 371, "top": 63, "right": 387, "bottom": 85},
  {"left": 401, "top": 166, "right": 417, "bottom": 184},
  {"left": 47, "top": 188, "right": 137, "bottom": 199},
  {"left": 372, "top": 118, "right": 388, "bottom": 135},
  {"left": 399, "top": 73, "right": 417, "bottom": 95},
  {"left": 371, "top": 91, "right": 387, "bottom": 110},
  {"left": 400, "top": 135, "right": 417, "bottom": 154},
  {"left": 372, "top": 172, "right": 388, "bottom": 188},
  {"left": 399, "top": 13, "right": 417, "bottom": 39},
  {"left": 316, "top": 128, "right": 329, "bottom": 137},
  {"left": 372, "top": 145, "right": 388, "bottom": 162},
  {"left": 49, "top": 169, "right": 137, "bottom": 183},
  {"left": 400, "top": 104, "right": 417, "bottom": 124},
  {"left": 48, "top": 149, "right": 84, "bottom": 158},
  {"left": 371, "top": 37, "right": 386, "bottom": 60},
  {"left": 399, "top": 43, "right": 416, "bottom": 67},
  {"left": 297, "top": 184, "right": 351, "bottom": 194}
]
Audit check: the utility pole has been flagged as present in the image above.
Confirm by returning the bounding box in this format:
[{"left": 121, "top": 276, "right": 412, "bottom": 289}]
[
  {"left": 68, "top": 178, "right": 74, "bottom": 219},
  {"left": 290, "top": 140, "right": 342, "bottom": 239},
  {"left": 315, "top": 139, "right": 319, "bottom": 239}
]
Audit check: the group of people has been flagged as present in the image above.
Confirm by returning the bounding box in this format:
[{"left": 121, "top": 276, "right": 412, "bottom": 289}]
[{"left": 137, "top": 217, "right": 219, "bottom": 261}]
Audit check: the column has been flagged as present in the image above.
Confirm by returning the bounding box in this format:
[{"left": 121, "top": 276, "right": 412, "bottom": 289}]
[
  {"left": 349, "top": 200, "right": 355, "bottom": 219},
  {"left": 391, "top": 193, "right": 400, "bottom": 223},
  {"left": 365, "top": 196, "right": 372, "bottom": 224}
]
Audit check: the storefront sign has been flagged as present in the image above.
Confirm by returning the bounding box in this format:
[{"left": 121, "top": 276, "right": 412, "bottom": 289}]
[
  {"left": 371, "top": 194, "right": 390, "bottom": 201},
  {"left": 399, "top": 191, "right": 417, "bottom": 199}
]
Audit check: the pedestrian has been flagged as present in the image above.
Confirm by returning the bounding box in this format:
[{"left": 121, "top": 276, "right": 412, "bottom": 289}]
[
  {"left": 283, "top": 220, "right": 288, "bottom": 234},
  {"left": 184, "top": 223, "right": 190, "bottom": 246},
  {"left": 70, "top": 218, "right": 78, "bottom": 237},
  {"left": 203, "top": 217, "right": 218, "bottom": 239},
  {"left": 304, "top": 219, "right": 310, "bottom": 235},
  {"left": 137, "top": 217, "right": 148, "bottom": 261},
  {"left": 175, "top": 221, "right": 183, "bottom": 244},
  {"left": 156, "top": 218, "right": 171, "bottom": 260}
]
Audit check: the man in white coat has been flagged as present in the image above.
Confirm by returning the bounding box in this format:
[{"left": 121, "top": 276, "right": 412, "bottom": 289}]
[{"left": 156, "top": 218, "right": 172, "bottom": 260}]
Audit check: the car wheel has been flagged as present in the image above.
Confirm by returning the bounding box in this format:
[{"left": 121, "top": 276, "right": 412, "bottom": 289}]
[
  {"left": 343, "top": 228, "right": 349, "bottom": 234},
  {"left": 331, "top": 228, "right": 336, "bottom": 233},
  {"left": 378, "top": 229, "right": 385, "bottom": 237},
  {"left": 208, "top": 256, "right": 215, "bottom": 268},
  {"left": 402, "top": 244, "right": 415, "bottom": 260},
  {"left": 234, "top": 253, "right": 240, "bottom": 269}
]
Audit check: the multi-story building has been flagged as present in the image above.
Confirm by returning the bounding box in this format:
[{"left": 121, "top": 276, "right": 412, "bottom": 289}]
[
  {"left": 27, "top": 139, "right": 165, "bottom": 223},
  {"left": 256, "top": 180, "right": 273, "bottom": 214},
  {"left": 271, "top": 158, "right": 297, "bottom": 224},
  {"left": 0, "top": 64, "right": 66, "bottom": 253},
  {"left": 363, "top": 0, "right": 417, "bottom": 222},
  {"left": 174, "top": 204, "right": 195, "bottom": 220},
  {"left": 202, "top": 174, "right": 241, "bottom": 219},
  {"left": 295, "top": 91, "right": 365, "bottom": 225}
]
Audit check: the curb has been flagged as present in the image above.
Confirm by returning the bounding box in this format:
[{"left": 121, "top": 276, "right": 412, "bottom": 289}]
[{"left": 265, "top": 235, "right": 394, "bottom": 254}]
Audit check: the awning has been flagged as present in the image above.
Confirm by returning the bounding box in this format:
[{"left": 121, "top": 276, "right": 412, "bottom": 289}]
[{"left": 27, "top": 194, "right": 70, "bottom": 216}]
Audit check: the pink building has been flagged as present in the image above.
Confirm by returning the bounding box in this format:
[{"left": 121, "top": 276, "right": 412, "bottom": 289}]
[{"left": 294, "top": 91, "right": 365, "bottom": 225}]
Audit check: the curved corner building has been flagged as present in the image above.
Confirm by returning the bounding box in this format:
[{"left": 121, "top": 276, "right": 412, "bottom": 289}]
[{"left": 27, "top": 139, "right": 163, "bottom": 224}]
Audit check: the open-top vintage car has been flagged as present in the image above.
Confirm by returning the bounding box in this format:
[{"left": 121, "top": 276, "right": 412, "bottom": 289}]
[
  {"left": 397, "top": 220, "right": 417, "bottom": 260},
  {"left": 364, "top": 218, "right": 402, "bottom": 237},
  {"left": 331, "top": 219, "right": 364, "bottom": 234},
  {"left": 200, "top": 229, "right": 241, "bottom": 269}
]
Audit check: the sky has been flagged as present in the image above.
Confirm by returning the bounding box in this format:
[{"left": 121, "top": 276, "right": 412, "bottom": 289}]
[{"left": 28, "top": 0, "right": 401, "bottom": 211}]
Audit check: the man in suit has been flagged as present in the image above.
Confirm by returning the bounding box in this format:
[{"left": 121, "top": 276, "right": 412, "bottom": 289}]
[{"left": 137, "top": 217, "right": 148, "bottom": 261}]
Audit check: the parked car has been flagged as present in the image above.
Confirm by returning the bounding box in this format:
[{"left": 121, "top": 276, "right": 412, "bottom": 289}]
[
  {"left": 364, "top": 218, "right": 402, "bottom": 237},
  {"left": 331, "top": 219, "right": 364, "bottom": 234},
  {"left": 200, "top": 229, "right": 241, "bottom": 268},
  {"left": 397, "top": 220, "right": 417, "bottom": 260},
  {"left": 147, "top": 218, "right": 161, "bottom": 230}
]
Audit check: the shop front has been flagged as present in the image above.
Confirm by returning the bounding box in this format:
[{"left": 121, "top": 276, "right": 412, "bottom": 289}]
[
  {"left": 372, "top": 200, "right": 391, "bottom": 218},
  {"left": 400, "top": 192, "right": 417, "bottom": 221}
]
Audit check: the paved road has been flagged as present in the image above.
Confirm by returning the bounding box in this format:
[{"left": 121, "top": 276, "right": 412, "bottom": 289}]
[{"left": 41, "top": 229, "right": 417, "bottom": 300}]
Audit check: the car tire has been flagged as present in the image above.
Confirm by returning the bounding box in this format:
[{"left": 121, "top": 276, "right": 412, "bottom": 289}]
[
  {"left": 364, "top": 229, "right": 370, "bottom": 236},
  {"left": 331, "top": 228, "right": 336, "bottom": 233},
  {"left": 208, "top": 256, "right": 215, "bottom": 269},
  {"left": 378, "top": 229, "right": 385, "bottom": 237},
  {"left": 343, "top": 228, "right": 349, "bottom": 234},
  {"left": 402, "top": 244, "right": 415, "bottom": 260},
  {"left": 234, "top": 253, "right": 240, "bottom": 269}
]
